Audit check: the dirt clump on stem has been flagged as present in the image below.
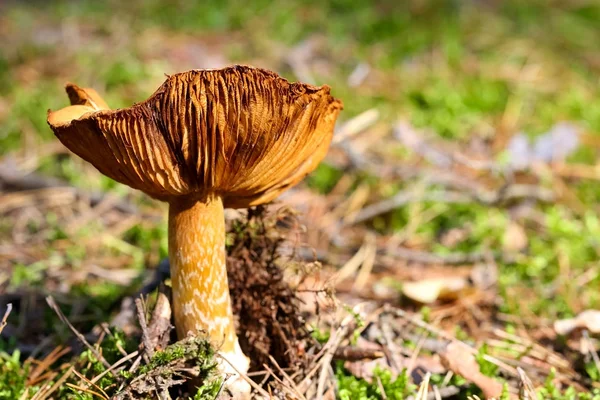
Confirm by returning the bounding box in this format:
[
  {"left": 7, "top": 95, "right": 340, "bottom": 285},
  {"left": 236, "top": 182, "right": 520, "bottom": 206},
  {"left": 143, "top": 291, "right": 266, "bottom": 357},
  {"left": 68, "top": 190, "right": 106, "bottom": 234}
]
[{"left": 226, "top": 205, "right": 314, "bottom": 374}]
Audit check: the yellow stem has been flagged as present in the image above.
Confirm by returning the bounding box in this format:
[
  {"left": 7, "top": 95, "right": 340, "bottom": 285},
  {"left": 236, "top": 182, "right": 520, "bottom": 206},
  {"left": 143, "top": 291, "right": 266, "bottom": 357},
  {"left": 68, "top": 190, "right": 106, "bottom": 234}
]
[{"left": 168, "top": 194, "right": 237, "bottom": 353}]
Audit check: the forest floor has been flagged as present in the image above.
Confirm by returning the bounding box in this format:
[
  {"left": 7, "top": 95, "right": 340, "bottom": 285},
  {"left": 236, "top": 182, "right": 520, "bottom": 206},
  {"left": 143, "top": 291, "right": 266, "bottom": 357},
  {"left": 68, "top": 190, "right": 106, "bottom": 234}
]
[{"left": 1, "top": 0, "right": 600, "bottom": 398}]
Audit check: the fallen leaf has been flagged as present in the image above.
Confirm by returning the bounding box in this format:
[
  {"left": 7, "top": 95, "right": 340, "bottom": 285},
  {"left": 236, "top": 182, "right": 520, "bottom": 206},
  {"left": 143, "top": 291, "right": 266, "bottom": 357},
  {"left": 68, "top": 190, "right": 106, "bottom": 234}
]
[
  {"left": 344, "top": 358, "right": 394, "bottom": 383},
  {"left": 503, "top": 221, "right": 528, "bottom": 253},
  {"left": 440, "top": 342, "right": 509, "bottom": 399},
  {"left": 533, "top": 122, "right": 580, "bottom": 163},
  {"left": 506, "top": 122, "right": 581, "bottom": 171},
  {"left": 506, "top": 133, "right": 531, "bottom": 171},
  {"left": 554, "top": 310, "right": 600, "bottom": 335},
  {"left": 402, "top": 277, "right": 469, "bottom": 304}
]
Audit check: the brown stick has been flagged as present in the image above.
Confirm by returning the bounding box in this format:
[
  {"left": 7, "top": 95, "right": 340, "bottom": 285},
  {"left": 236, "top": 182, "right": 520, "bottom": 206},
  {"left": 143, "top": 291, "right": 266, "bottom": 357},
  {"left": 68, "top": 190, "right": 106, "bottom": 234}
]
[
  {"left": 0, "top": 303, "right": 12, "bottom": 335},
  {"left": 46, "top": 296, "right": 111, "bottom": 369},
  {"left": 0, "top": 161, "right": 147, "bottom": 216}
]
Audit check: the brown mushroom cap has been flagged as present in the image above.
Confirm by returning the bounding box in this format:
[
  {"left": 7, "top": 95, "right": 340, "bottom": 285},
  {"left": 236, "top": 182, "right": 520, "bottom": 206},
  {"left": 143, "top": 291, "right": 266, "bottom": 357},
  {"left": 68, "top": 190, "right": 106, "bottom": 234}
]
[{"left": 47, "top": 65, "right": 343, "bottom": 207}]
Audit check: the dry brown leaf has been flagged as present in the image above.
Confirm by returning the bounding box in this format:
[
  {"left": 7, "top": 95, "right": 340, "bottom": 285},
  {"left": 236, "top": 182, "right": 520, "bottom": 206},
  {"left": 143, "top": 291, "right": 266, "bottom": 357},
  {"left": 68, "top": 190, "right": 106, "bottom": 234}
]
[
  {"left": 344, "top": 358, "right": 393, "bottom": 383},
  {"left": 554, "top": 310, "right": 600, "bottom": 335},
  {"left": 401, "top": 277, "right": 469, "bottom": 304},
  {"left": 503, "top": 221, "right": 528, "bottom": 253},
  {"left": 440, "top": 342, "right": 508, "bottom": 399}
]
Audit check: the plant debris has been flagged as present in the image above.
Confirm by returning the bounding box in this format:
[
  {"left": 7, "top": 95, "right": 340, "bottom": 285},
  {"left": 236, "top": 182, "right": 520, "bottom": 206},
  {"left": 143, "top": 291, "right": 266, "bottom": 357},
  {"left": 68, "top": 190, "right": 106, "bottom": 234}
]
[{"left": 226, "top": 206, "right": 314, "bottom": 375}]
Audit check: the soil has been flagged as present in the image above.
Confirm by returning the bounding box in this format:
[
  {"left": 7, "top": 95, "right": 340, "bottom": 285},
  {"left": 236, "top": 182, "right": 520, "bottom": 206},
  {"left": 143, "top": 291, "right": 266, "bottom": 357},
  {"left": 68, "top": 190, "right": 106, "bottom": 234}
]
[{"left": 226, "top": 206, "right": 314, "bottom": 374}]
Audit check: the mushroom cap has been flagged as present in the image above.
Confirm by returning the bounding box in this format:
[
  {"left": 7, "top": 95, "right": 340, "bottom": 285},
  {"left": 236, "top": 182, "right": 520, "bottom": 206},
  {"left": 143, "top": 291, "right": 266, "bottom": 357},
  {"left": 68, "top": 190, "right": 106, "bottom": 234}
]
[{"left": 47, "top": 65, "right": 343, "bottom": 207}]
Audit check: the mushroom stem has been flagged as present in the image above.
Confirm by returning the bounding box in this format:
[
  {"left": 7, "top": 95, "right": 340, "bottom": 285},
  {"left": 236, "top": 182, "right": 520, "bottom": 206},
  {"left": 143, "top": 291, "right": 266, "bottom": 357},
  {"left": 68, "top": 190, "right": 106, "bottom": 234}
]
[{"left": 168, "top": 194, "right": 243, "bottom": 361}]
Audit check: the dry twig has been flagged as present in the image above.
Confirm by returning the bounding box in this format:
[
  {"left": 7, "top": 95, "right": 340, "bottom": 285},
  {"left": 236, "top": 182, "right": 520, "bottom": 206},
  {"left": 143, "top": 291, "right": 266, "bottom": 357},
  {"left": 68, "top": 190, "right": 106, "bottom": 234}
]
[
  {"left": 219, "top": 354, "right": 272, "bottom": 399},
  {"left": 135, "top": 297, "right": 155, "bottom": 359},
  {"left": 46, "top": 296, "right": 111, "bottom": 369},
  {"left": 0, "top": 303, "right": 12, "bottom": 335}
]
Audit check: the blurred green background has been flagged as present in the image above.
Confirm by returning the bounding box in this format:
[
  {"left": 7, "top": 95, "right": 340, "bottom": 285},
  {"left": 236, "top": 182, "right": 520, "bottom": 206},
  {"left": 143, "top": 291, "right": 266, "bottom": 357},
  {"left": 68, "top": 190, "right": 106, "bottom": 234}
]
[{"left": 3, "top": 0, "right": 600, "bottom": 314}]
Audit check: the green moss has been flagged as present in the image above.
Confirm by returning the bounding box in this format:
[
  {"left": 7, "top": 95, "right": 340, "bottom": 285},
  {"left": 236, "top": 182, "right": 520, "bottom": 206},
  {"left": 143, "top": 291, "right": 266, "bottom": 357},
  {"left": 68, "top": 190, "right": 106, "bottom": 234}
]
[
  {"left": 306, "top": 163, "right": 344, "bottom": 194},
  {"left": 0, "top": 350, "right": 31, "bottom": 399},
  {"left": 475, "top": 344, "right": 499, "bottom": 377},
  {"left": 336, "top": 364, "right": 415, "bottom": 400},
  {"left": 536, "top": 369, "right": 600, "bottom": 400},
  {"left": 140, "top": 336, "right": 217, "bottom": 375},
  {"left": 310, "top": 325, "right": 331, "bottom": 344}
]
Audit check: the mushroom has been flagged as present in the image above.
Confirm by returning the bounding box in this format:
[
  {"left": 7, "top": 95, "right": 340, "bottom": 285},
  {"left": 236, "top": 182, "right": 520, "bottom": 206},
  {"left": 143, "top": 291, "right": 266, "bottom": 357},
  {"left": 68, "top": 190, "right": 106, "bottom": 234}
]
[{"left": 47, "top": 65, "right": 343, "bottom": 390}]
